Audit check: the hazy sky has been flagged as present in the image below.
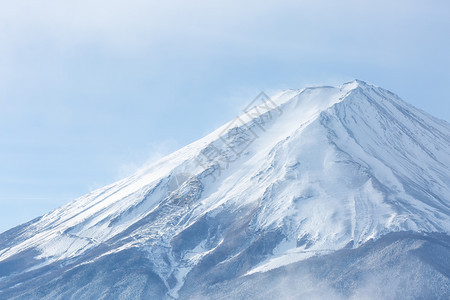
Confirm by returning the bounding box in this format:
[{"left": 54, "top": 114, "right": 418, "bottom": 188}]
[{"left": 0, "top": 0, "right": 449, "bottom": 233}]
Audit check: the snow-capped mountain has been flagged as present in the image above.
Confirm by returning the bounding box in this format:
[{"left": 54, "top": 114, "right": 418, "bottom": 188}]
[{"left": 1, "top": 80, "right": 449, "bottom": 299}]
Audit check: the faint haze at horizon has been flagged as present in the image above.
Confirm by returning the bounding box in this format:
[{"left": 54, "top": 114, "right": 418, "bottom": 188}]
[{"left": 0, "top": 0, "right": 449, "bottom": 233}]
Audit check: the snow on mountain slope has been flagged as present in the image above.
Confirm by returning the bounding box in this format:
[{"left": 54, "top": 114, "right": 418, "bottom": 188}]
[{"left": 1, "top": 80, "right": 449, "bottom": 299}]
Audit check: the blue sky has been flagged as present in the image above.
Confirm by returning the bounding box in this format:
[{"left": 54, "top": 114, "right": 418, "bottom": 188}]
[{"left": 0, "top": 0, "right": 449, "bottom": 233}]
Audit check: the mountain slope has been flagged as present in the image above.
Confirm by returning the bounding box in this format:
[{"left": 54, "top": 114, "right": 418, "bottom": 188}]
[
  {"left": 182, "top": 232, "right": 450, "bottom": 300},
  {"left": 1, "top": 80, "right": 449, "bottom": 299}
]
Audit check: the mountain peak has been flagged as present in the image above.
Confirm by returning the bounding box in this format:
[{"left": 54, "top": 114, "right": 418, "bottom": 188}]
[
  {"left": 347, "top": 78, "right": 368, "bottom": 85},
  {"left": 1, "top": 81, "right": 449, "bottom": 299}
]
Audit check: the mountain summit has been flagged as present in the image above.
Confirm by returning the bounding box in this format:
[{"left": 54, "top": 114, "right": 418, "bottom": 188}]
[{"left": 1, "top": 80, "right": 450, "bottom": 299}]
